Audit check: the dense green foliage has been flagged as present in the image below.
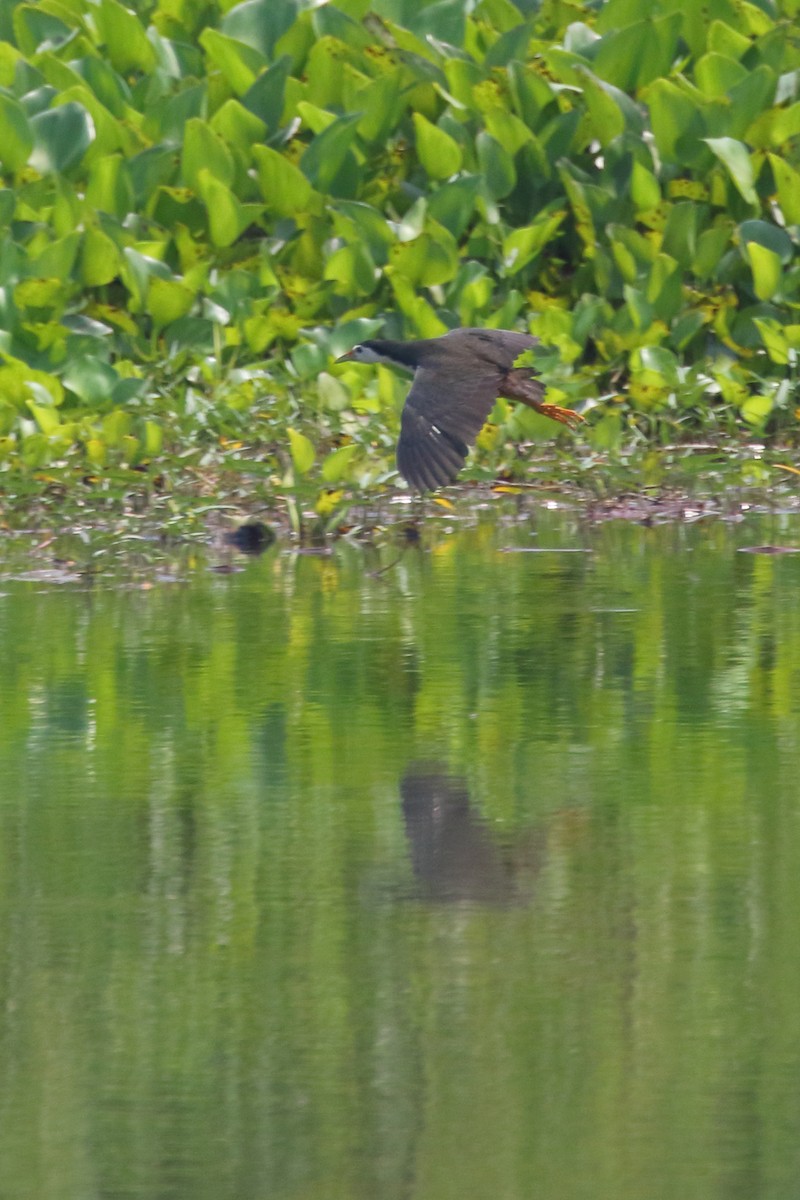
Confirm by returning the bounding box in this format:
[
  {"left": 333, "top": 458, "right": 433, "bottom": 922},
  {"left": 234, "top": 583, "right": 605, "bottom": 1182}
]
[{"left": 1, "top": 0, "right": 800, "bottom": 508}]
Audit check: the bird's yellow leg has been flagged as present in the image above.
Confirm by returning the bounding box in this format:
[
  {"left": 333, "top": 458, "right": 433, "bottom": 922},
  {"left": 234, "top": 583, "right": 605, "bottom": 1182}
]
[{"left": 532, "top": 402, "right": 585, "bottom": 430}]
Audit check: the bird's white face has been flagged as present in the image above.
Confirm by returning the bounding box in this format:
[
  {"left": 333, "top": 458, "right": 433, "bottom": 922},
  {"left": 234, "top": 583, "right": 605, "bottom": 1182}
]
[{"left": 336, "top": 344, "right": 383, "bottom": 364}]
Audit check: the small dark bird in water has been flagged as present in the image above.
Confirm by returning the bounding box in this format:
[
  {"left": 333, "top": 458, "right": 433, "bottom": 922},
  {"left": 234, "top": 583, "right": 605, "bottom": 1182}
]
[{"left": 336, "top": 327, "right": 583, "bottom": 492}]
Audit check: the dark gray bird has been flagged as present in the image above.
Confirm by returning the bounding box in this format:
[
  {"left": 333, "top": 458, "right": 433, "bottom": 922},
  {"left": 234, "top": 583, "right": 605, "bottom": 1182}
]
[{"left": 336, "top": 327, "right": 583, "bottom": 492}]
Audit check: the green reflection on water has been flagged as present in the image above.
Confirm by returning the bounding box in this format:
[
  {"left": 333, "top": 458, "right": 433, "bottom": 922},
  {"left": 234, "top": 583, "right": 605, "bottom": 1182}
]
[{"left": 1, "top": 512, "right": 800, "bottom": 1200}]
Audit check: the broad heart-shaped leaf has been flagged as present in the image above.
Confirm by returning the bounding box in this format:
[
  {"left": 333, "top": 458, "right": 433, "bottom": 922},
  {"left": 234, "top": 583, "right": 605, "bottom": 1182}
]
[
  {"left": 199, "top": 29, "right": 265, "bottom": 95},
  {"left": 646, "top": 79, "right": 707, "bottom": 166},
  {"left": 94, "top": 0, "right": 156, "bottom": 74},
  {"left": 694, "top": 51, "right": 748, "bottom": 98},
  {"left": 502, "top": 205, "right": 567, "bottom": 274},
  {"left": 252, "top": 144, "right": 319, "bottom": 217},
  {"left": 196, "top": 170, "right": 262, "bottom": 248},
  {"left": 428, "top": 175, "right": 481, "bottom": 238},
  {"left": 80, "top": 226, "right": 121, "bottom": 287},
  {"left": 739, "top": 219, "right": 793, "bottom": 264},
  {"left": 321, "top": 442, "right": 358, "bottom": 483},
  {"left": 221, "top": 0, "right": 298, "bottom": 58},
  {"left": 768, "top": 154, "right": 800, "bottom": 225},
  {"left": 181, "top": 118, "right": 235, "bottom": 193},
  {"left": 704, "top": 136, "right": 757, "bottom": 203},
  {"left": 593, "top": 12, "right": 681, "bottom": 91},
  {"left": 0, "top": 93, "right": 33, "bottom": 171},
  {"left": 300, "top": 114, "right": 361, "bottom": 193},
  {"left": 477, "top": 131, "right": 516, "bottom": 199},
  {"left": 287, "top": 427, "right": 315, "bottom": 475},
  {"left": 243, "top": 55, "right": 292, "bottom": 132},
  {"left": 746, "top": 241, "right": 782, "bottom": 300},
  {"left": 29, "top": 102, "right": 93, "bottom": 173},
  {"left": 148, "top": 276, "right": 196, "bottom": 328},
  {"left": 412, "top": 112, "right": 462, "bottom": 179}
]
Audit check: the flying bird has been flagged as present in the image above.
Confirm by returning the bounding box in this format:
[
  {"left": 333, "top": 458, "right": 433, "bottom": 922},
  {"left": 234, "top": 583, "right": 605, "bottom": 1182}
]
[{"left": 336, "top": 327, "right": 583, "bottom": 491}]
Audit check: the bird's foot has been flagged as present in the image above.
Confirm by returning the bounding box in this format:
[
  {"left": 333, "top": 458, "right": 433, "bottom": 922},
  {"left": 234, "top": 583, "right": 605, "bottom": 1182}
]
[{"left": 534, "top": 402, "right": 585, "bottom": 430}]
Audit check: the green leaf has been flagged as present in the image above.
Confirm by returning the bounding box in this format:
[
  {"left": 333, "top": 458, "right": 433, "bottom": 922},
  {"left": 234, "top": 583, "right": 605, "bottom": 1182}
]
[
  {"left": 62, "top": 357, "right": 118, "bottom": 405},
  {"left": 694, "top": 52, "right": 748, "bottom": 98},
  {"left": 94, "top": 0, "right": 156, "bottom": 74},
  {"left": 321, "top": 443, "right": 358, "bottom": 482},
  {"left": 196, "top": 170, "right": 262, "bottom": 249},
  {"left": 221, "top": 0, "right": 298, "bottom": 59},
  {"left": 746, "top": 241, "right": 782, "bottom": 300},
  {"left": 148, "top": 276, "right": 196, "bottom": 327},
  {"left": 80, "top": 227, "right": 121, "bottom": 287},
  {"left": 300, "top": 114, "right": 361, "bottom": 193},
  {"left": 502, "top": 207, "right": 567, "bottom": 274},
  {"left": 412, "top": 112, "right": 463, "bottom": 180},
  {"left": 199, "top": 29, "right": 264, "bottom": 95},
  {"left": 30, "top": 102, "right": 93, "bottom": 173},
  {"left": 209, "top": 99, "right": 265, "bottom": 154},
  {"left": 428, "top": 176, "right": 481, "bottom": 239},
  {"left": 182, "top": 118, "right": 235, "bottom": 193},
  {"left": 477, "top": 131, "right": 516, "bottom": 199},
  {"left": 647, "top": 79, "right": 706, "bottom": 165},
  {"left": 253, "top": 144, "right": 319, "bottom": 217},
  {"left": 593, "top": 13, "right": 681, "bottom": 91},
  {"left": 630, "top": 159, "right": 660, "bottom": 210},
  {"left": 768, "top": 154, "right": 800, "bottom": 225},
  {"left": 287, "top": 427, "right": 315, "bottom": 474},
  {"left": 0, "top": 93, "right": 33, "bottom": 171},
  {"left": 704, "top": 136, "right": 757, "bottom": 204},
  {"left": 242, "top": 55, "right": 292, "bottom": 132}
]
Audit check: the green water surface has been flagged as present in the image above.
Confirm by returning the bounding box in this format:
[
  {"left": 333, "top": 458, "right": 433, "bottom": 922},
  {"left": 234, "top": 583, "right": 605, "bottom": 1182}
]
[{"left": 1, "top": 510, "right": 800, "bottom": 1200}]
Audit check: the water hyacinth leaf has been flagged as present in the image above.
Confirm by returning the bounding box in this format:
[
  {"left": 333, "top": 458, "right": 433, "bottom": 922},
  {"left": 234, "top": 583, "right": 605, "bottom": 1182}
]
[
  {"left": 355, "top": 72, "right": 405, "bottom": 144},
  {"left": 321, "top": 442, "right": 358, "bottom": 482},
  {"left": 694, "top": 52, "right": 748, "bottom": 97},
  {"left": 428, "top": 175, "right": 481, "bottom": 238},
  {"left": 593, "top": 13, "right": 680, "bottom": 91},
  {"left": 148, "top": 276, "right": 197, "bottom": 327},
  {"left": 412, "top": 113, "right": 462, "bottom": 179},
  {"left": 199, "top": 29, "right": 263, "bottom": 94},
  {"left": 739, "top": 219, "right": 793, "bottom": 264},
  {"left": 95, "top": 0, "right": 156, "bottom": 74},
  {"left": 477, "top": 131, "right": 516, "bottom": 199},
  {"left": 62, "top": 357, "right": 119, "bottom": 405},
  {"left": 221, "top": 0, "right": 297, "bottom": 59},
  {"left": 197, "top": 170, "right": 262, "bottom": 248},
  {"left": 768, "top": 154, "right": 800, "bottom": 225},
  {"left": 242, "top": 55, "right": 292, "bottom": 131},
  {"left": 323, "top": 243, "right": 377, "bottom": 296},
  {"left": 746, "top": 241, "right": 782, "bottom": 300},
  {"left": 502, "top": 207, "right": 566, "bottom": 274},
  {"left": 252, "top": 144, "right": 318, "bottom": 216},
  {"left": 287, "top": 427, "right": 315, "bottom": 474},
  {"left": 80, "top": 226, "right": 121, "bottom": 286},
  {"left": 705, "top": 137, "right": 757, "bottom": 204},
  {"left": 300, "top": 114, "right": 361, "bottom": 192},
  {"left": 209, "top": 99, "right": 265, "bottom": 154},
  {"left": 86, "top": 153, "right": 133, "bottom": 218},
  {"left": 182, "top": 118, "right": 235, "bottom": 193},
  {"left": 647, "top": 79, "right": 706, "bottom": 165},
  {"left": 578, "top": 69, "right": 625, "bottom": 144},
  {"left": 27, "top": 402, "right": 61, "bottom": 434},
  {"left": 29, "top": 102, "right": 93, "bottom": 173},
  {"left": 0, "top": 94, "right": 33, "bottom": 171},
  {"left": 316, "top": 372, "right": 350, "bottom": 413},
  {"left": 630, "top": 159, "right": 660, "bottom": 210}
]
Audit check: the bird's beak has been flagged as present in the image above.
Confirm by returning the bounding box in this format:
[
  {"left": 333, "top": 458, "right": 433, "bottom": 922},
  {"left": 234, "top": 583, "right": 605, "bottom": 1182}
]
[{"left": 335, "top": 349, "right": 356, "bottom": 363}]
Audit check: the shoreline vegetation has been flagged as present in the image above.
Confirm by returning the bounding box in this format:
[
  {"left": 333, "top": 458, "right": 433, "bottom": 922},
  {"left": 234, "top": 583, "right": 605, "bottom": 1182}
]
[{"left": 1, "top": 0, "right": 799, "bottom": 543}]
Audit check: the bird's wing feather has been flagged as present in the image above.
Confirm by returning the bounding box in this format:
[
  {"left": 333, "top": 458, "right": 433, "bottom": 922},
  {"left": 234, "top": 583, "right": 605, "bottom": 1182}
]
[{"left": 396, "top": 365, "right": 502, "bottom": 491}]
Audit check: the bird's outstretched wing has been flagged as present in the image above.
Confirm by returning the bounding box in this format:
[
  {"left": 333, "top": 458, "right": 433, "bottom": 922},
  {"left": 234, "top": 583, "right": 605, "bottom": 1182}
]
[{"left": 396, "top": 366, "right": 503, "bottom": 492}]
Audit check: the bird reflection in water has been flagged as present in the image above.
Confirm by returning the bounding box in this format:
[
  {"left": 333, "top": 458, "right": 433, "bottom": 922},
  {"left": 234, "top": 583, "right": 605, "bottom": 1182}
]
[{"left": 400, "top": 764, "right": 546, "bottom": 904}]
